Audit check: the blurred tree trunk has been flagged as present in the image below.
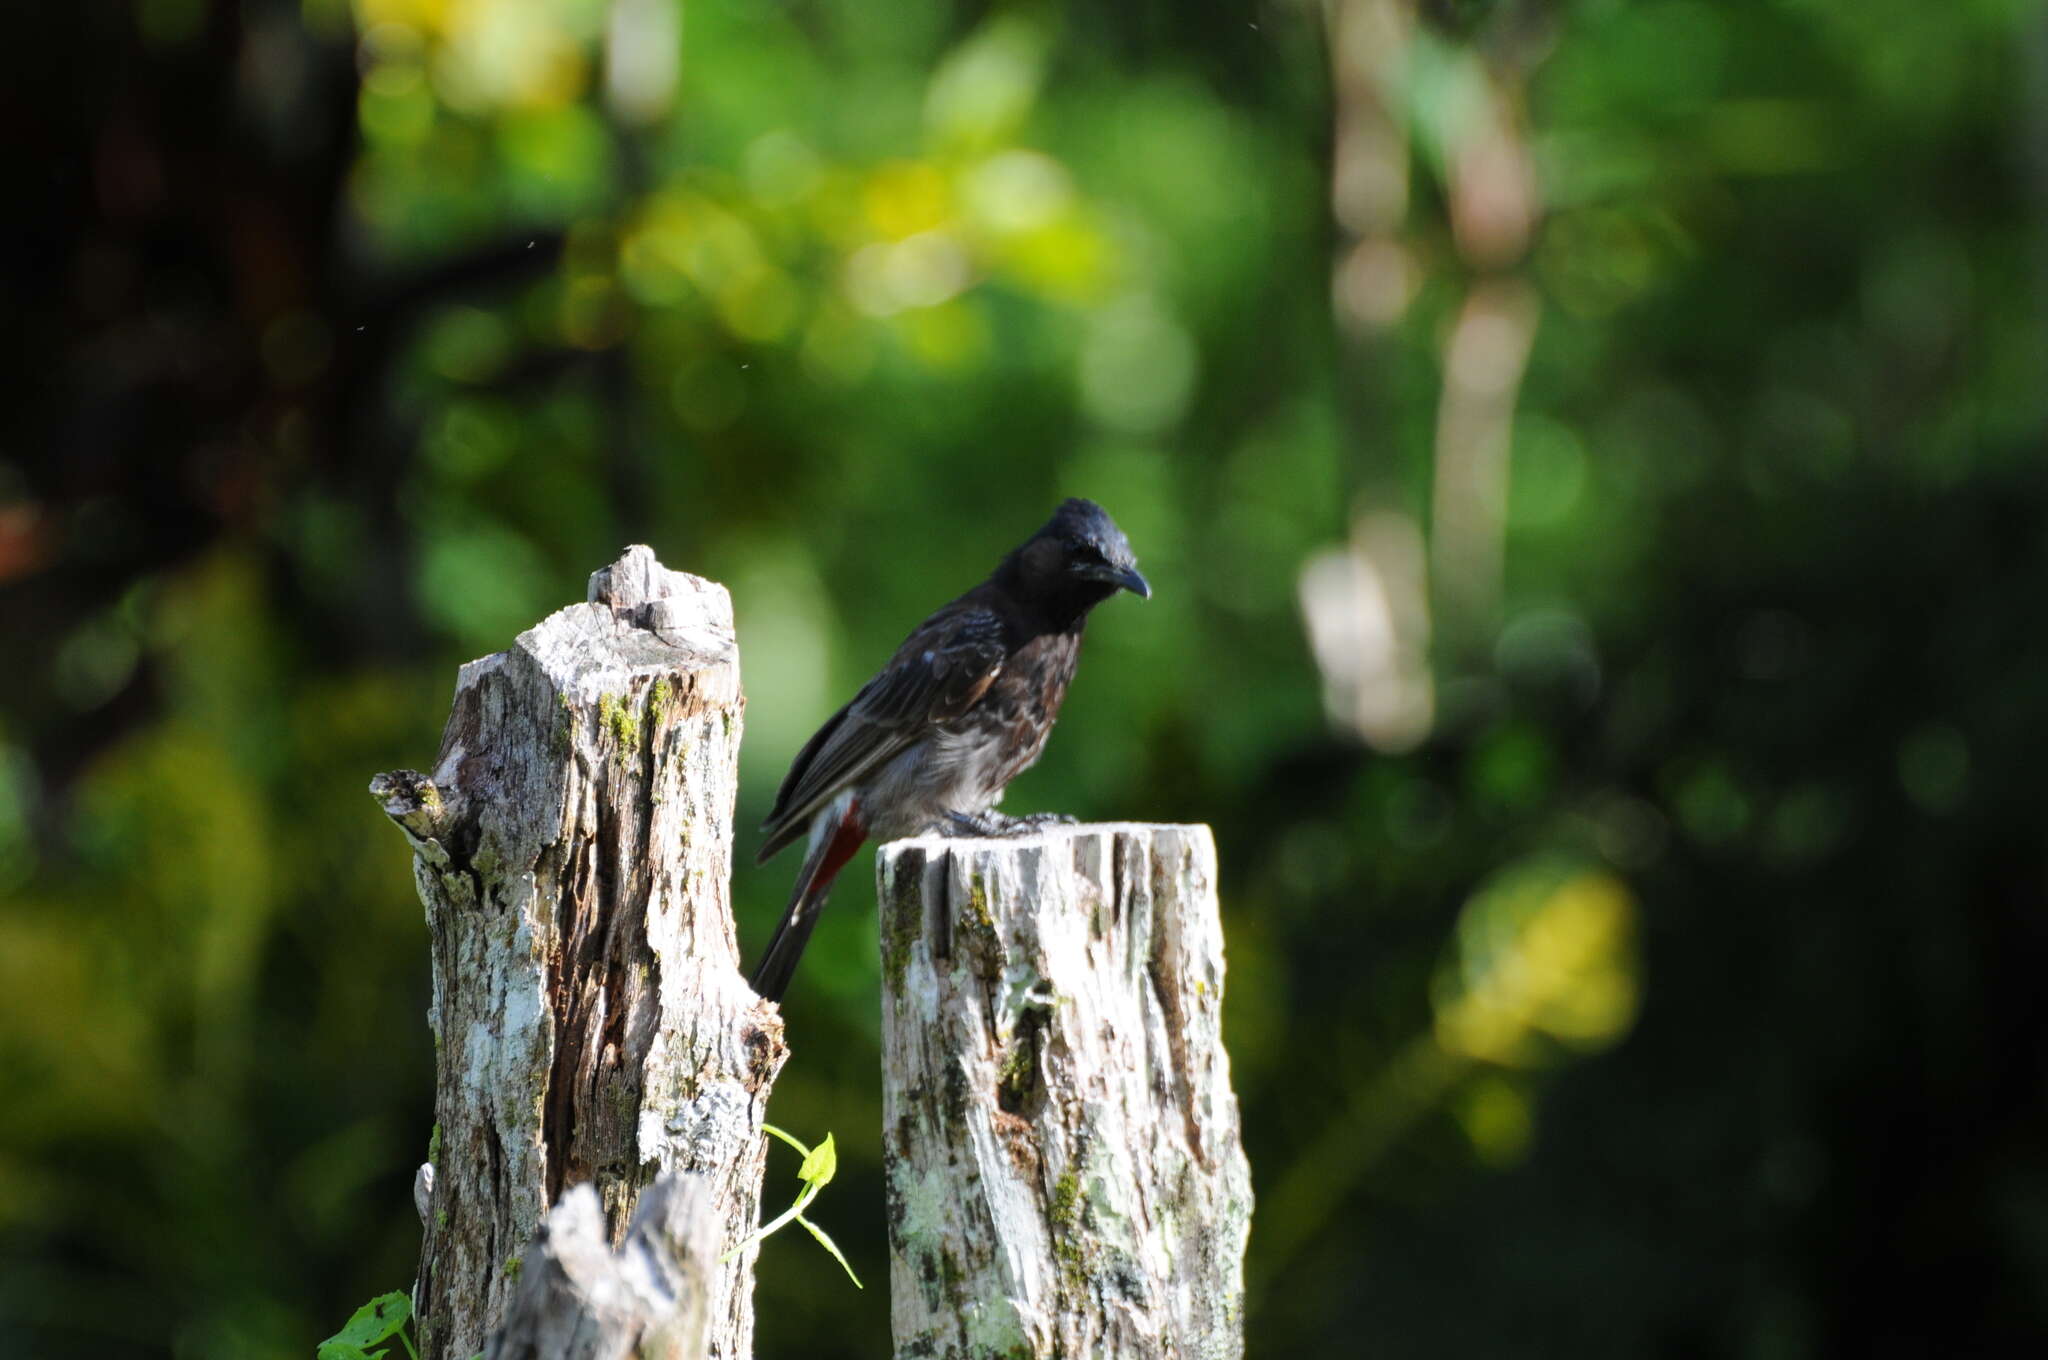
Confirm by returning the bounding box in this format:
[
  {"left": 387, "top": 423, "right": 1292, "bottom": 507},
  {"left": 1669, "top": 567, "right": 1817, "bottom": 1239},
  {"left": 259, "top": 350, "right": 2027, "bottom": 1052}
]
[
  {"left": 0, "top": 0, "right": 570, "bottom": 824},
  {"left": 877, "top": 824, "right": 1252, "bottom": 1359},
  {"left": 371, "top": 546, "right": 784, "bottom": 1360}
]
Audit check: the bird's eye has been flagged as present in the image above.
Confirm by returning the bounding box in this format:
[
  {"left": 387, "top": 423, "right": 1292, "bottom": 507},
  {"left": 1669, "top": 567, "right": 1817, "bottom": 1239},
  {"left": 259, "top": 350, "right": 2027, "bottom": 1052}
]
[{"left": 1072, "top": 544, "right": 1107, "bottom": 566}]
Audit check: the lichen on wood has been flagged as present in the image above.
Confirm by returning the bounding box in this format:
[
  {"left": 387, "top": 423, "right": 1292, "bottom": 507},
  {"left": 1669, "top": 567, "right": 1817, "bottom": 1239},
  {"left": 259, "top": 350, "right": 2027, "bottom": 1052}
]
[
  {"left": 371, "top": 545, "right": 786, "bottom": 1360},
  {"left": 878, "top": 824, "right": 1252, "bottom": 1359}
]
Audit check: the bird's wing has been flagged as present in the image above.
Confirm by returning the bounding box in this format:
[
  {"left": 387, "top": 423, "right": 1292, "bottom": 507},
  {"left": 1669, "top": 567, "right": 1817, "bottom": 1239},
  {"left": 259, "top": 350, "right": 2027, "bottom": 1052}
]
[{"left": 757, "top": 602, "right": 1009, "bottom": 861}]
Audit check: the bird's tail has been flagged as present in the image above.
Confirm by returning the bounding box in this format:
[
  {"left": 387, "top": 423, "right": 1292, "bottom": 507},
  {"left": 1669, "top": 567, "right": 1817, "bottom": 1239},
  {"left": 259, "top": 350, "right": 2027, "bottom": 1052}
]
[{"left": 750, "top": 792, "right": 867, "bottom": 1003}]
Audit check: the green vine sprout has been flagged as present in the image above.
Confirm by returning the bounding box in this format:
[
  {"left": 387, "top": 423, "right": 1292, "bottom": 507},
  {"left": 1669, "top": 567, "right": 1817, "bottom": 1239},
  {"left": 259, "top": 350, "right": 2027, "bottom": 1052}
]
[
  {"left": 722, "top": 1124, "right": 863, "bottom": 1289},
  {"left": 317, "top": 1291, "right": 419, "bottom": 1360},
  {"left": 320, "top": 1126, "right": 856, "bottom": 1356}
]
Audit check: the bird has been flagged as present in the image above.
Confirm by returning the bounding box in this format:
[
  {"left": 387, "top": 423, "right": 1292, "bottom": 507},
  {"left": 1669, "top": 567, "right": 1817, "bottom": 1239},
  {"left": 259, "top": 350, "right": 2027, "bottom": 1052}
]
[{"left": 749, "top": 498, "right": 1151, "bottom": 1002}]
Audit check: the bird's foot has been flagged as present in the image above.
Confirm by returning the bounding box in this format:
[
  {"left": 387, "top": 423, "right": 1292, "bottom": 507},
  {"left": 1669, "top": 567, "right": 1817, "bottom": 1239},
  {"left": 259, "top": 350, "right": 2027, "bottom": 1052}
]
[
  {"left": 1008, "top": 811, "right": 1079, "bottom": 831},
  {"left": 937, "top": 810, "right": 1078, "bottom": 839}
]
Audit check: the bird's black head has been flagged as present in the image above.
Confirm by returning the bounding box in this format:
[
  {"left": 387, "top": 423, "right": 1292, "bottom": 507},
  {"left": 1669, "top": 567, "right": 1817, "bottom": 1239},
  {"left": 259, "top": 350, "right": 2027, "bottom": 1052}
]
[{"left": 1002, "top": 498, "right": 1150, "bottom": 620}]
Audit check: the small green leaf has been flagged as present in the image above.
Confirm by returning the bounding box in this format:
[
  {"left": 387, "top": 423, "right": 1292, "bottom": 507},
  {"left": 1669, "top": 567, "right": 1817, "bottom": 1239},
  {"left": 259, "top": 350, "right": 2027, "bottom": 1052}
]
[
  {"left": 322, "top": 1293, "right": 412, "bottom": 1349},
  {"left": 316, "top": 1346, "right": 372, "bottom": 1360},
  {"left": 797, "top": 1132, "right": 837, "bottom": 1186},
  {"left": 796, "top": 1213, "right": 863, "bottom": 1289},
  {"left": 719, "top": 1126, "right": 857, "bottom": 1290}
]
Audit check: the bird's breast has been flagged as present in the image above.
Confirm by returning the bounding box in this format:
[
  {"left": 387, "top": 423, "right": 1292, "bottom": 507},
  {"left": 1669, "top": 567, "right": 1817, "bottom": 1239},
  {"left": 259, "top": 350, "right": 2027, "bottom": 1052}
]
[
  {"left": 962, "top": 630, "right": 1081, "bottom": 784},
  {"left": 860, "top": 629, "right": 1084, "bottom": 840}
]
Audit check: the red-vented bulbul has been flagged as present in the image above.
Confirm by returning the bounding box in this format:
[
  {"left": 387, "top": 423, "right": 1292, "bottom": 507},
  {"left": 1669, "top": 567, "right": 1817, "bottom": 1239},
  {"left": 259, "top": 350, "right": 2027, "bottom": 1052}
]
[{"left": 750, "top": 498, "right": 1150, "bottom": 1001}]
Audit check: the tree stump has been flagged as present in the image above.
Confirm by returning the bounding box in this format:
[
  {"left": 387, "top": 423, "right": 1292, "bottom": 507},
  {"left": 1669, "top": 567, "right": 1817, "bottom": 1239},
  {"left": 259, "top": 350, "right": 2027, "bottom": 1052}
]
[
  {"left": 370, "top": 546, "right": 786, "bottom": 1360},
  {"left": 877, "top": 824, "right": 1252, "bottom": 1359},
  {"left": 484, "top": 1174, "right": 719, "bottom": 1360}
]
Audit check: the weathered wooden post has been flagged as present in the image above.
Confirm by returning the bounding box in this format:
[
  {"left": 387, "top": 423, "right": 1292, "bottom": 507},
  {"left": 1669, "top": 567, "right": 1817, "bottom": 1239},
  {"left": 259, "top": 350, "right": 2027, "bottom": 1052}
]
[
  {"left": 370, "top": 546, "right": 786, "bottom": 1360},
  {"left": 878, "top": 824, "right": 1253, "bottom": 1358}
]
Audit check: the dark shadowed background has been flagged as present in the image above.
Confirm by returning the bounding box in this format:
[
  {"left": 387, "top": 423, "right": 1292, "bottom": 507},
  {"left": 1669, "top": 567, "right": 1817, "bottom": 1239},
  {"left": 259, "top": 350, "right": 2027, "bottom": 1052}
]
[{"left": 4, "top": 0, "right": 2047, "bottom": 1355}]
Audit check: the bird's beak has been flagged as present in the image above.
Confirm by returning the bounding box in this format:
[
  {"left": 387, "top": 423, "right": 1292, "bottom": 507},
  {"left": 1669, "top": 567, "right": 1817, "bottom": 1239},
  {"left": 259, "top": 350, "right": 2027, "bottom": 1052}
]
[{"left": 1078, "top": 561, "right": 1151, "bottom": 598}]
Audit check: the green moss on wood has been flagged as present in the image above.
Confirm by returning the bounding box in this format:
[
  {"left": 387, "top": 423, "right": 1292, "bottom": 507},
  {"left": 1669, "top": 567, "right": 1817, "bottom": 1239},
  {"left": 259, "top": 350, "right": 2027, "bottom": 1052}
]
[
  {"left": 997, "top": 1042, "right": 1033, "bottom": 1099},
  {"left": 997, "top": 1007, "right": 1046, "bottom": 1113},
  {"left": 882, "top": 865, "right": 923, "bottom": 985},
  {"left": 553, "top": 691, "right": 575, "bottom": 757},
  {"left": 598, "top": 691, "right": 641, "bottom": 763},
  {"left": 942, "top": 1058, "right": 971, "bottom": 1128},
  {"left": 1049, "top": 1169, "right": 1083, "bottom": 1230},
  {"left": 1048, "top": 1168, "right": 1095, "bottom": 1289},
  {"left": 954, "top": 874, "right": 1004, "bottom": 971}
]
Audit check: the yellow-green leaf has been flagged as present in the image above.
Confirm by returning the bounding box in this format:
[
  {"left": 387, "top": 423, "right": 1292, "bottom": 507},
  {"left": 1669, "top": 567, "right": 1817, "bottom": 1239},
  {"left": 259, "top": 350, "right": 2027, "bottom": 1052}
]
[{"left": 797, "top": 1131, "right": 837, "bottom": 1186}]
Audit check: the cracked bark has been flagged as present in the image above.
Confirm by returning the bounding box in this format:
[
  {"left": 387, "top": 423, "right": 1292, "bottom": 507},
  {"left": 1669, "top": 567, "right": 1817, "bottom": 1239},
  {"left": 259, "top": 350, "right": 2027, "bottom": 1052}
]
[
  {"left": 877, "top": 824, "right": 1253, "bottom": 1359},
  {"left": 371, "top": 545, "right": 785, "bottom": 1360}
]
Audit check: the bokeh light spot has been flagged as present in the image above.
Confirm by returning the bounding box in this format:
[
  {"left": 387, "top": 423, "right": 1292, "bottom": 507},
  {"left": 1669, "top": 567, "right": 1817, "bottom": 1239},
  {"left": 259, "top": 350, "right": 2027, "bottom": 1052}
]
[
  {"left": 862, "top": 161, "right": 950, "bottom": 241},
  {"left": 1435, "top": 862, "right": 1640, "bottom": 1066},
  {"left": 1898, "top": 724, "right": 1970, "bottom": 814},
  {"left": 1079, "top": 297, "right": 1197, "bottom": 433},
  {"left": 963, "top": 150, "right": 1073, "bottom": 234}
]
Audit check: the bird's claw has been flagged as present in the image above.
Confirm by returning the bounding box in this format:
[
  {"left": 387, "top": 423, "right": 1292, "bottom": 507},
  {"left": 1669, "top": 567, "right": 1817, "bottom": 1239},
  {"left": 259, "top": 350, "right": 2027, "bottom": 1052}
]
[
  {"left": 1010, "top": 812, "right": 1079, "bottom": 831},
  {"left": 938, "top": 810, "right": 1010, "bottom": 838},
  {"left": 937, "top": 810, "right": 1078, "bottom": 839}
]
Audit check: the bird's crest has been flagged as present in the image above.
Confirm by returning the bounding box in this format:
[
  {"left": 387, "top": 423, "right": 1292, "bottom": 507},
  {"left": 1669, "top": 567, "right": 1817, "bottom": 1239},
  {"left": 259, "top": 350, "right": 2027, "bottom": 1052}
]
[{"left": 1042, "top": 497, "right": 1135, "bottom": 562}]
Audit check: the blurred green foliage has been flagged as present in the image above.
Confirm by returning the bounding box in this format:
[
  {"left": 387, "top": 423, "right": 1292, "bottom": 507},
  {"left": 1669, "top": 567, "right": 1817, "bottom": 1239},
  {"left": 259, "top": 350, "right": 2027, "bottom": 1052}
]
[{"left": 3, "top": 0, "right": 2047, "bottom": 1356}]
